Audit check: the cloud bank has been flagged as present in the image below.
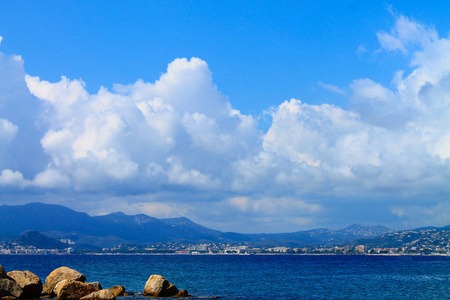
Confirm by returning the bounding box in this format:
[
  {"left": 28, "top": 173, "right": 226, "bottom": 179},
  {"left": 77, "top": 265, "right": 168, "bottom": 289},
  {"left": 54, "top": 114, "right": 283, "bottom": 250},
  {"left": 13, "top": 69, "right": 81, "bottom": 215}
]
[{"left": 0, "top": 15, "right": 449, "bottom": 232}]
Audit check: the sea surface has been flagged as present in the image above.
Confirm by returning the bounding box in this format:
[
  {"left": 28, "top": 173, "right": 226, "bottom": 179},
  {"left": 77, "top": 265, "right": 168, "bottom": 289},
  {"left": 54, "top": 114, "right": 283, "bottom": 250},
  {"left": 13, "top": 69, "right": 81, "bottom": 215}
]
[{"left": 1, "top": 254, "right": 449, "bottom": 299}]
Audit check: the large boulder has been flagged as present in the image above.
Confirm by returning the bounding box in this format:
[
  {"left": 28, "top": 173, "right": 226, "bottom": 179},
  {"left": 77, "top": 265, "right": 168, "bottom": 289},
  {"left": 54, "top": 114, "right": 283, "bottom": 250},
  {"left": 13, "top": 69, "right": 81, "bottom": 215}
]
[
  {"left": 0, "top": 265, "right": 6, "bottom": 279},
  {"left": 43, "top": 267, "right": 86, "bottom": 295},
  {"left": 143, "top": 275, "right": 179, "bottom": 297},
  {"left": 0, "top": 278, "right": 23, "bottom": 299},
  {"left": 7, "top": 270, "right": 42, "bottom": 299},
  {"left": 56, "top": 280, "right": 97, "bottom": 300},
  {"left": 80, "top": 289, "right": 116, "bottom": 300},
  {"left": 107, "top": 285, "right": 127, "bottom": 296},
  {"left": 54, "top": 280, "right": 99, "bottom": 298}
]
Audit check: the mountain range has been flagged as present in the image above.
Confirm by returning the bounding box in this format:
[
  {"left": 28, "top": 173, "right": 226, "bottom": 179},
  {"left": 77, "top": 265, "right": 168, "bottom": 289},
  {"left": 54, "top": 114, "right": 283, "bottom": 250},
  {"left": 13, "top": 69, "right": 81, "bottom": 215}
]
[
  {"left": 356, "top": 226, "right": 450, "bottom": 249},
  {"left": 0, "top": 202, "right": 395, "bottom": 248}
]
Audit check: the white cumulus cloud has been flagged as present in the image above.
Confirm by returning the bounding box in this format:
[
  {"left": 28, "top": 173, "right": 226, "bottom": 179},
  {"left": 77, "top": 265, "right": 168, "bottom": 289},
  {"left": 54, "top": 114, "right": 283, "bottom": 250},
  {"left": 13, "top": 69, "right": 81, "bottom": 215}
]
[
  {"left": 32, "top": 168, "right": 70, "bottom": 189},
  {"left": 0, "top": 169, "right": 29, "bottom": 187},
  {"left": 23, "top": 57, "right": 260, "bottom": 193},
  {"left": 1, "top": 14, "right": 450, "bottom": 231}
]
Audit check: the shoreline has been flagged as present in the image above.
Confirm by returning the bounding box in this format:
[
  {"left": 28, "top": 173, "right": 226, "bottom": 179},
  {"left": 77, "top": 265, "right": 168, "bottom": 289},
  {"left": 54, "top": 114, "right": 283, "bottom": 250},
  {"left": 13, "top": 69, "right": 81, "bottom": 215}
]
[{"left": 1, "top": 252, "right": 448, "bottom": 256}]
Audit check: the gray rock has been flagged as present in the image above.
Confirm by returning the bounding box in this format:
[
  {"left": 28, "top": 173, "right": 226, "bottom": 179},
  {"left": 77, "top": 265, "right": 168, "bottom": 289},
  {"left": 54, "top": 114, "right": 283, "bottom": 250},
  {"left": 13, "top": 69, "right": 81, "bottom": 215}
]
[{"left": 143, "top": 274, "right": 179, "bottom": 297}]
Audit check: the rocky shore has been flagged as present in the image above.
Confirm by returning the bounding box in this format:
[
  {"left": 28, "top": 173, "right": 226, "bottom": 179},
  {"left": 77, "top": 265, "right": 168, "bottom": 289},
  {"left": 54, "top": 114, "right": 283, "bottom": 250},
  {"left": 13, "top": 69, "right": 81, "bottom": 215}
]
[{"left": 0, "top": 264, "right": 189, "bottom": 299}]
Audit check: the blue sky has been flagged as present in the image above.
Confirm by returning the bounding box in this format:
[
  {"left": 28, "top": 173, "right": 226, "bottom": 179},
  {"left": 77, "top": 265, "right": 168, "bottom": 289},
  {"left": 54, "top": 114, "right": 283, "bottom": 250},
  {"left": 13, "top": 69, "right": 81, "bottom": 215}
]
[
  {"left": 0, "top": 1, "right": 449, "bottom": 233},
  {"left": 3, "top": 1, "right": 447, "bottom": 114}
]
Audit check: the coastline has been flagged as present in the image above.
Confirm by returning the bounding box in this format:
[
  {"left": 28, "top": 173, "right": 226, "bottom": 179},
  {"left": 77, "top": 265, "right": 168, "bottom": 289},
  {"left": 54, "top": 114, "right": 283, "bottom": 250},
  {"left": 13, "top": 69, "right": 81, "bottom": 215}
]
[{"left": 1, "top": 252, "right": 448, "bottom": 256}]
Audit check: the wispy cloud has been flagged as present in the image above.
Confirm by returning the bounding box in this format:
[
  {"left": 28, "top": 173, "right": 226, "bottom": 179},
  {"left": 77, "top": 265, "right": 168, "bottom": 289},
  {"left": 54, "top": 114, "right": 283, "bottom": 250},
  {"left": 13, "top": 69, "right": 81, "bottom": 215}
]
[
  {"left": 317, "top": 81, "right": 347, "bottom": 95},
  {"left": 356, "top": 44, "right": 367, "bottom": 58},
  {"left": 376, "top": 15, "right": 437, "bottom": 54}
]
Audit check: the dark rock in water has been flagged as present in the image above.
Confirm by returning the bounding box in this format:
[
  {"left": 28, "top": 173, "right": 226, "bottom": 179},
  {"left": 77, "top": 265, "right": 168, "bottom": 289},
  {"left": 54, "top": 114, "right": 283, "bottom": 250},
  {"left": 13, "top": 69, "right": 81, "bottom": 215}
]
[
  {"left": 43, "top": 267, "right": 86, "bottom": 295},
  {"left": 0, "top": 278, "right": 23, "bottom": 299},
  {"left": 87, "top": 282, "right": 102, "bottom": 291},
  {"left": 80, "top": 289, "right": 116, "bottom": 300},
  {"left": 56, "top": 280, "right": 97, "bottom": 300},
  {"left": 144, "top": 275, "right": 179, "bottom": 297},
  {"left": 7, "top": 270, "right": 42, "bottom": 299},
  {"left": 176, "top": 289, "right": 190, "bottom": 297},
  {"left": 108, "top": 285, "right": 127, "bottom": 296},
  {"left": 0, "top": 265, "right": 6, "bottom": 279}
]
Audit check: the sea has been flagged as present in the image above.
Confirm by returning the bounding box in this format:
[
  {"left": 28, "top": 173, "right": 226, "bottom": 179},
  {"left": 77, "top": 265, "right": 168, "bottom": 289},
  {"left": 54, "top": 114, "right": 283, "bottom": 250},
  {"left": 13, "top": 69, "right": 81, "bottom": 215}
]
[{"left": 1, "top": 254, "right": 449, "bottom": 299}]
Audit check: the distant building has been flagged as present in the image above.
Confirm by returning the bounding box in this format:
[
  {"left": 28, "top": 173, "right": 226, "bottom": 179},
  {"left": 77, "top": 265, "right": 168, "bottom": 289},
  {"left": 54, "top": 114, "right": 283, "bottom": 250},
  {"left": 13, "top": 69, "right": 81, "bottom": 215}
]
[
  {"left": 67, "top": 247, "right": 75, "bottom": 254},
  {"left": 355, "top": 245, "right": 365, "bottom": 253},
  {"left": 269, "top": 247, "right": 289, "bottom": 253},
  {"left": 194, "top": 244, "right": 209, "bottom": 251}
]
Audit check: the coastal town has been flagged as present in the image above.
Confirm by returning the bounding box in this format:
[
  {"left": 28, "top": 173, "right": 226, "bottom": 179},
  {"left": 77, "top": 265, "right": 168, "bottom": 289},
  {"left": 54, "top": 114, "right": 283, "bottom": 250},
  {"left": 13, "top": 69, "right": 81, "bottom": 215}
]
[
  {"left": 1, "top": 241, "right": 449, "bottom": 256},
  {"left": 1, "top": 225, "right": 449, "bottom": 256}
]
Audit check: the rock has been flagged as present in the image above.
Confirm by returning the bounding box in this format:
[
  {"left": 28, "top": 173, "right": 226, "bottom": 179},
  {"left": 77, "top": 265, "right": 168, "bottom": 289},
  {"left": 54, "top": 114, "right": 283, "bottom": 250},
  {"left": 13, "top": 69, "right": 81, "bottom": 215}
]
[
  {"left": 53, "top": 280, "right": 69, "bottom": 297},
  {"left": 107, "top": 285, "right": 127, "bottom": 296},
  {"left": 0, "top": 278, "right": 23, "bottom": 299},
  {"left": 80, "top": 289, "right": 116, "bottom": 300},
  {"left": 56, "top": 280, "right": 97, "bottom": 300},
  {"left": 176, "top": 289, "right": 190, "bottom": 297},
  {"left": 87, "top": 282, "right": 102, "bottom": 291},
  {"left": 143, "top": 275, "right": 179, "bottom": 297},
  {"left": 7, "top": 270, "right": 42, "bottom": 299},
  {"left": 43, "top": 267, "right": 86, "bottom": 295},
  {"left": 0, "top": 266, "right": 6, "bottom": 279}
]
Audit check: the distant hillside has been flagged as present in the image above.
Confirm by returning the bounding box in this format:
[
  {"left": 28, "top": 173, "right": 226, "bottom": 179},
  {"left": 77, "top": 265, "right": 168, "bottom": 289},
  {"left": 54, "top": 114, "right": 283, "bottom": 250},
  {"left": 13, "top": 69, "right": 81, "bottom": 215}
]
[
  {"left": 0, "top": 202, "right": 93, "bottom": 235},
  {"left": 0, "top": 203, "right": 227, "bottom": 247},
  {"left": 7, "top": 231, "right": 68, "bottom": 249},
  {"left": 246, "top": 224, "right": 395, "bottom": 247},
  {"left": 0, "top": 202, "right": 396, "bottom": 248},
  {"left": 356, "top": 226, "right": 450, "bottom": 248}
]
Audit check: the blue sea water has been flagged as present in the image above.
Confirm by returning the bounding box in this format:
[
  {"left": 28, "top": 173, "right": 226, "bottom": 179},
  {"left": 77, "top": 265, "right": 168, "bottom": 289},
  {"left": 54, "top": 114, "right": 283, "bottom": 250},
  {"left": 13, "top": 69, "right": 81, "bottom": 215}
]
[{"left": 1, "top": 254, "right": 449, "bottom": 299}]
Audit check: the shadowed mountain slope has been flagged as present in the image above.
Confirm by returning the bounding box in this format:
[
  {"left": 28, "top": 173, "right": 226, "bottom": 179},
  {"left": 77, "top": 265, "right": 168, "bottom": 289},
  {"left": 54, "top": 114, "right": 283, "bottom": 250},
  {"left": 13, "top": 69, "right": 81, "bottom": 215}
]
[
  {"left": 7, "top": 231, "right": 68, "bottom": 249},
  {"left": 0, "top": 203, "right": 395, "bottom": 248}
]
